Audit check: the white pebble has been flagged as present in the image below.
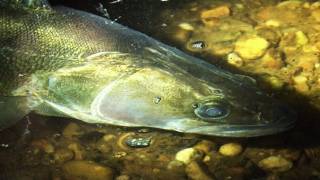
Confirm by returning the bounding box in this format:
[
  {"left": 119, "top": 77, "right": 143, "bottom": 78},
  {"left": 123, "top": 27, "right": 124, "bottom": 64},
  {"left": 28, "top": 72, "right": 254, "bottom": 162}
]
[{"left": 175, "top": 148, "right": 198, "bottom": 164}]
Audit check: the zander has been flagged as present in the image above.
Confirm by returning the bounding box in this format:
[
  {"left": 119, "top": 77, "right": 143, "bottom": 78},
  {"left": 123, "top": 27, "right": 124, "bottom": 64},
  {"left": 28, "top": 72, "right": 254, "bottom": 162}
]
[{"left": 0, "top": 0, "right": 296, "bottom": 137}]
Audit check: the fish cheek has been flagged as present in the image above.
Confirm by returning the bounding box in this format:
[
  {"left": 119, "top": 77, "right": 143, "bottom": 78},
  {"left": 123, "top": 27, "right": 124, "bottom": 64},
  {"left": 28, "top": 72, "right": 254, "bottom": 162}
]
[{"left": 90, "top": 68, "right": 197, "bottom": 125}]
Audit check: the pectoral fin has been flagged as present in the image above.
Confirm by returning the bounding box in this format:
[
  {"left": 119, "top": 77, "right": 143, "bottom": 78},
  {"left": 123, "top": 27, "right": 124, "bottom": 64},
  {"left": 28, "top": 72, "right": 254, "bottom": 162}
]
[{"left": 0, "top": 96, "right": 31, "bottom": 130}]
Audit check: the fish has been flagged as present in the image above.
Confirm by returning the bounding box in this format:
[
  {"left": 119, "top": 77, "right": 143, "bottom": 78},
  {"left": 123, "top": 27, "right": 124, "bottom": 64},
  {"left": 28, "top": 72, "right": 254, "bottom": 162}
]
[{"left": 0, "top": 0, "right": 296, "bottom": 137}]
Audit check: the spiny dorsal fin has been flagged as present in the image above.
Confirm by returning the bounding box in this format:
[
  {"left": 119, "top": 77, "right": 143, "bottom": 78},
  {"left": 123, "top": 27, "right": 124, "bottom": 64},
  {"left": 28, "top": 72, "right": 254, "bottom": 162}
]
[{"left": 0, "top": 0, "right": 50, "bottom": 9}]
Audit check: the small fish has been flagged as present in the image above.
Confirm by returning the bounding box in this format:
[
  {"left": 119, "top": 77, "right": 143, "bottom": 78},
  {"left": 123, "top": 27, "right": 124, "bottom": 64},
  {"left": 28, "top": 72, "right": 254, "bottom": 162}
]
[{"left": 0, "top": 0, "right": 296, "bottom": 137}]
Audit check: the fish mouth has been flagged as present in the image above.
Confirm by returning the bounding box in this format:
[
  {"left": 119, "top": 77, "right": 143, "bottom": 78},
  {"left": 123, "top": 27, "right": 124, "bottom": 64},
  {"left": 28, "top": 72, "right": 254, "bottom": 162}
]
[{"left": 188, "top": 103, "right": 297, "bottom": 137}]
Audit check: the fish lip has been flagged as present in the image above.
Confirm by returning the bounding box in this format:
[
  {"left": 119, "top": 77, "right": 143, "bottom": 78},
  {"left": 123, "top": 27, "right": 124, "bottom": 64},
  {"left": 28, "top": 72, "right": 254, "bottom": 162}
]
[{"left": 187, "top": 113, "right": 297, "bottom": 137}]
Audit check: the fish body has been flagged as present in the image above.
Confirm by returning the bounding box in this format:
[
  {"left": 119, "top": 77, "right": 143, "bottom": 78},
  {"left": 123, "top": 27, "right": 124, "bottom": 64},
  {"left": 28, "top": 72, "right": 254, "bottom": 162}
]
[{"left": 0, "top": 0, "right": 296, "bottom": 137}]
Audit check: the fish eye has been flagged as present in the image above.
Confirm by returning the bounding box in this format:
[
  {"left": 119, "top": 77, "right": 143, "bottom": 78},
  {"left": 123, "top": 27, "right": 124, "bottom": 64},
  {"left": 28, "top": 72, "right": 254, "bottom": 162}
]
[{"left": 194, "top": 101, "right": 230, "bottom": 121}]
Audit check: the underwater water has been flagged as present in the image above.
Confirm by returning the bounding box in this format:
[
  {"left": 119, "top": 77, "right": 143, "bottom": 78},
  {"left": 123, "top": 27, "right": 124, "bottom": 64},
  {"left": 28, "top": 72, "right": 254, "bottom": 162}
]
[{"left": 1, "top": 0, "right": 320, "bottom": 179}]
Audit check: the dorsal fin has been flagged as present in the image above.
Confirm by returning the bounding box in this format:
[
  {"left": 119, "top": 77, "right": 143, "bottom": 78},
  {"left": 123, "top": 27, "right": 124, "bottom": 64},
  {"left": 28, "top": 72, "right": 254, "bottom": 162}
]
[{"left": 0, "top": 0, "right": 50, "bottom": 9}]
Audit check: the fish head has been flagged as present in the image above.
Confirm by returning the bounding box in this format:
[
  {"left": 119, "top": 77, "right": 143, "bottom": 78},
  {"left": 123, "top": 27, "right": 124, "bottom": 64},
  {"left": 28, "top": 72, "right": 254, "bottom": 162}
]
[
  {"left": 27, "top": 51, "right": 296, "bottom": 137},
  {"left": 86, "top": 51, "right": 296, "bottom": 137}
]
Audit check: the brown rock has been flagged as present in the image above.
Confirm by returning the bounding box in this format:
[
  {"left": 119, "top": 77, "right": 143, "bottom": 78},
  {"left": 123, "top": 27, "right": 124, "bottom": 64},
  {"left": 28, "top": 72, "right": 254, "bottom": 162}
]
[
  {"left": 54, "top": 148, "right": 74, "bottom": 164},
  {"left": 201, "top": 6, "right": 230, "bottom": 27},
  {"left": 201, "top": 6, "right": 230, "bottom": 19},
  {"left": 185, "top": 161, "right": 213, "bottom": 180},
  {"left": 292, "top": 74, "right": 310, "bottom": 93},
  {"left": 260, "top": 49, "right": 284, "bottom": 70},
  {"left": 219, "top": 143, "right": 243, "bottom": 157},
  {"left": 258, "top": 156, "right": 293, "bottom": 172},
  {"left": 62, "top": 160, "right": 113, "bottom": 180},
  {"left": 62, "top": 122, "right": 83, "bottom": 139},
  {"left": 31, "top": 139, "right": 55, "bottom": 154},
  {"left": 297, "top": 53, "right": 318, "bottom": 72},
  {"left": 68, "top": 142, "right": 86, "bottom": 160},
  {"left": 193, "top": 140, "right": 216, "bottom": 154},
  {"left": 96, "top": 139, "right": 112, "bottom": 154}
]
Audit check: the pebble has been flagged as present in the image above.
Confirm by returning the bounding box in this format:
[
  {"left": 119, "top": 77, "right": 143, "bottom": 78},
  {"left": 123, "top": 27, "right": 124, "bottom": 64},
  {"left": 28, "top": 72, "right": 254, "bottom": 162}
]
[
  {"left": 260, "top": 50, "right": 284, "bottom": 70},
  {"left": 175, "top": 148, "right": 201, "bottom": 164},
  {"left": 62, "top": 123, "right": 83, "bottom": 139},
  {"left": 54, "top": 148, "right": 74, "bottom": 164},
  {"left": 167, "top": 160, "right": 185, "bottom": 171},
  {"left": 263, "top": 75, "right": 284, "bottom": 89},
  {"left": 295, "top": 31, "right": 308, "bottom": 46},
  {"left": 292, "top": 74, "right": 310, "bottom": 93},
  {"left": 235, "top": 35, "right": 270, "bottom": 60},
  {"left": 297, "top": 53, "right": 318, "bottom": 72},
  {"left": 31, "top": 139, "right": 55, "bottom": 154},
  {"left": 219, "top": 143, "right": 243, "bottom": 157},
  {"left": 258, "top": 156, "right": 293, "bottom": 172},
  {"left": 102, "top": 134, "right": 116, "bottom": 142},
  {"left": 68, "top": 142, "right": 86, "bottom": 160},
  {"left": 62, "top": 160, "right": 113, "bottom": 180},
  {"left": 96, "top": 139, "right": 112, "bottom": 153},
  {"left": 201, "top": 5, "right": 231, "bottom": 19},
  {"left": 178, "top": 22, "right": 195, "bottom": 31},
  {"left": 265, "top": 20, "right": 281, "bottom": 27},
  {"left": 200, "top": 5, "right": 230, "bottom": 27},
  {"left": 116, "top": 175, "right": 130, "bottom": 180},
  {"left": 227, "top": 52, "right": 244, "bottom": 67},
  {"left": 193, "top": 140, "right": 216, "bottom": 154},
  {"left": 312, "top": 9, "right": 320, "bottom": 22},
  {"left": 185, "top": 161, "right": 213, "bottom": 180}
]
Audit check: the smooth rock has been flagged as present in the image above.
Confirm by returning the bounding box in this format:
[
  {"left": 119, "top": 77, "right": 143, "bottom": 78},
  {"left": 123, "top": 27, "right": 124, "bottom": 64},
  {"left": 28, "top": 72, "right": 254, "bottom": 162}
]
[
  {"left": 116, "top": 175, "right": 130, "bottom": 180},
  {"left": 292, "top": 74, "right": 310, "bottom": 93},
  {"left": 263, "top": 75, "right": 284, "bottom": 89},
  {"left": 178, "top": 23, "right": 195, "bottom": 31},
  {"left": 258, "top": 156, "right": 293, "bottom": 172},
  {"left": 295, "top": 31, "right": 308, "bottom": 46},
  {"left": 185, "top": 161, "right": 213, "bottom": 180},
  {"left": 193, "top": 140, "right": 216, "bottom": 154},
  {"left": 175, "top": 148, "right": 201, "bottom": 164},
  {"left": 235, "top": 35, "right": 270, "bottom": 60},
  {"left": 54, "top": 148, "right": 74, "bottom": 164},
  {"left": 62, "top": 123, "right": 83, "bottom": 139},
  {"left": 265, "top": 19, "right": 281, "bottom": 27},
  {"left": 219, "top": 143, "right": 243, "bottom": 157},
  {"left": 68, "top": 142, "right": 86, "bottom": 160},
  {"left": 297, "top": 53, "right": 318, "bottom": 71},
  {"left": 167, "top": 160, "right": 185, "bottom": 171},
  {"left": 62, "top": 160, "right": 113, "bottom": 180},
  {"left": 201, "top": 6, "right": 230, "bottom": 19},
  {"left": 227, "top": 52, "right": 243, "bottom": 67},
  {"left": 201, "top": 6, "right": 230, "bottom": 27},
  {"left": 31, "top": 139, "right": 55, "bottom": 154},
  {"left": 102, "top": 134, "right": 116, "bottom": 142},
  {"left": 96, "top": 139, "right": 112, "bottom": 153},
  {"left": 312, "top": 9, "right": 320, "bottom": 22},
  {"left": 260, "top": 49, "right": 284, "bottom": 70}
]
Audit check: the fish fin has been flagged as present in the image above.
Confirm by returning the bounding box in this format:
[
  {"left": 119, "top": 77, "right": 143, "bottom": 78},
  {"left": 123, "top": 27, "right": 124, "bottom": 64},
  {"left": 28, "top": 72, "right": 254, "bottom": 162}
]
[
  {"left": 0, "top": 0, "right": 50, "bottom": 9},
  {"left": 0, "top": 96, "right": 32, "bottom": 130}
]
